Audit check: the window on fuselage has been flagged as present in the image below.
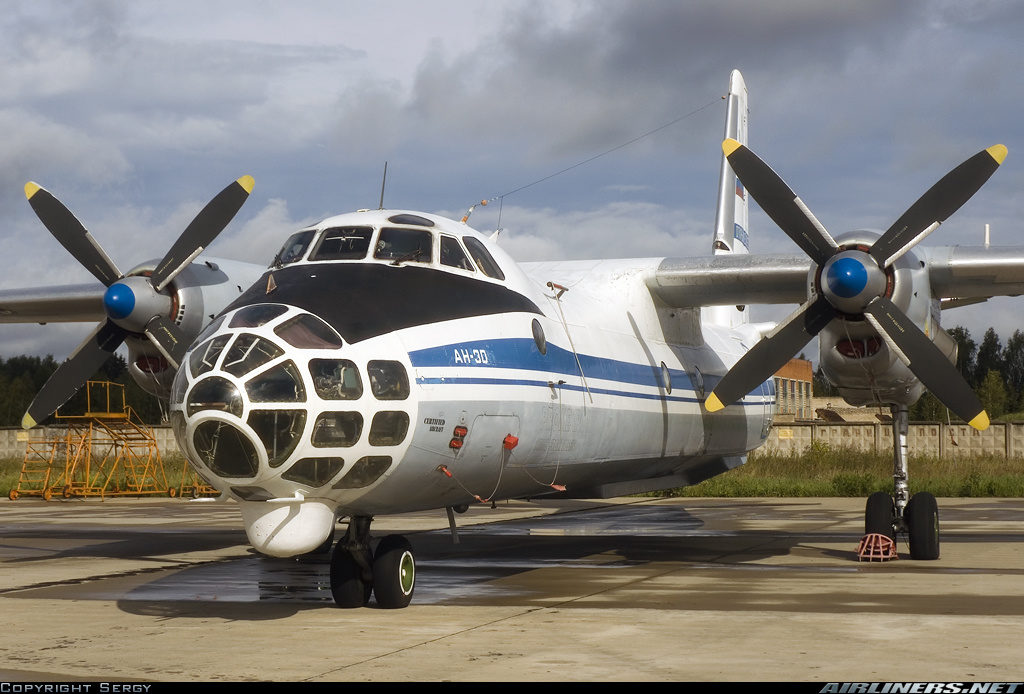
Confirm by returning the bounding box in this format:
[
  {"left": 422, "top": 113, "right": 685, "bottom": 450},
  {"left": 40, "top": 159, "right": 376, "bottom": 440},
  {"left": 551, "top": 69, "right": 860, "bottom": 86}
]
[
  {"left": 374, "top": 227, "right": 433, "bottom": 265},
  {"left": 367, "top": 360, "right": 409, "bottom": 400},
  {"left": 463, "top": 236, "right": 505, "bottom": 280},
  {"left": 310, "top": 359, "right": 362, "bottom": 400},
  {"left": 312, "top": 412, "right": 363, "bottom": 448},
  {"left": 309, "top": 226, "right": 373, "bottom": 261},
  {"left": 271, "top": 230, "right": 316, "bottom": 267},
  {"left": 440, "top": 235, "right": 475, "bottom": 272},
  {"left": 368, "top": 411, "right": 409, "bottom": 446}
]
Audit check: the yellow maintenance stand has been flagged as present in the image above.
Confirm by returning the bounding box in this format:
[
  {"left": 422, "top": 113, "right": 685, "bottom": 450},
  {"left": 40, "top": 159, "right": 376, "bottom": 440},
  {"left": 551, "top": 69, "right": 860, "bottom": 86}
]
[{"left": 9, "top": 381, "right": 196, "bottom": 500}]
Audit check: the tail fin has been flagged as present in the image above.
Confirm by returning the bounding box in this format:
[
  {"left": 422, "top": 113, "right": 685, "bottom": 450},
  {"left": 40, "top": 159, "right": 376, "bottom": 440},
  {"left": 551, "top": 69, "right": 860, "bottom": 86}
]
[{"left": 704, "top": 69, "right": 750, "bottom": 327}]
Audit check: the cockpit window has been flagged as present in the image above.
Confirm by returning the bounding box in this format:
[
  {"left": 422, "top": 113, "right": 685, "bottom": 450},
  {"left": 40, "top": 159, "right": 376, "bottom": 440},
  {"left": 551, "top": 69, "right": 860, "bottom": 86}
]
[
  {"left": 310, "top": 359, "right": 362, "bottom": 400},
  {"left": 189, "top": 334, "right": 232, "bottom": 378},
  {"left": 229, "top": 304, "right": 289, "bottom": 329},
  {"left": 245, "top": 360, "right": 307, "bottom": 403},
  {"left": 194, "top": 315, "right": 226, "bottom": 345},
  {"left": 374, "top": 227, "right": 432, "bottom": 265},
  {"left": 222, "top": 334, "right": 284, "bottom": 377},
  {"left": 463, "top": 237, "right": 505, "bottom": 280},
  {"left": 274, "top": 314, "right": 343, "bottom": 349},
  {"left": 272, "top": 229, "right": 316, "bottom": 267},
  {"left": 367, "top": 360, "right": 410, "bottom": 400},
  {"left": 440, "top": 235, "right": 475, "bottom": 271},
  {"left": 309, "top": 226, "right": 373, "bottom": 261},
  {"left": 248, "top": 410, "right": 307, "bottom": 468},
  {"left": 387, "top": 213, "right": 434, "bottom": 227}
]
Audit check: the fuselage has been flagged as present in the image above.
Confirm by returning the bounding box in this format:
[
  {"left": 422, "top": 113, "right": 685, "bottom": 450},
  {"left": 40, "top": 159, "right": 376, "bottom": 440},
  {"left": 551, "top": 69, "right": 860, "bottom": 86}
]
[{"left": 169, "top": 210, "right": 774, "bottom": 555}]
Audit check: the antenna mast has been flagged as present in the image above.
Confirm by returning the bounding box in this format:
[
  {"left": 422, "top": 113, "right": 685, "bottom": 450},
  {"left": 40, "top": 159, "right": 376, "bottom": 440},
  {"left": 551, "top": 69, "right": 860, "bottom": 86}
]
[{"left": 378, "top": 161, "right": 388, "bottom": 210}]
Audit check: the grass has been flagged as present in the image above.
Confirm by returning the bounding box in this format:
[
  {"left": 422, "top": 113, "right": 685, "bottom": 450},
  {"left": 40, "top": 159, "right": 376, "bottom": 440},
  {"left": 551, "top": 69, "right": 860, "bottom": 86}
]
[
  {"left": 2, "top": 453, "right": 200, "bottom": 498},
  {"left": 656, "top": 441, "right": 1024, "bottom": 497}
]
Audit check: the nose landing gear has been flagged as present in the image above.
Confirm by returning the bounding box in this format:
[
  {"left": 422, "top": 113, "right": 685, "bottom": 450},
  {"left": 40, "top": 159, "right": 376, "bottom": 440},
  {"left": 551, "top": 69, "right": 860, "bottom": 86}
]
[
  {"left": 329, "top": 515, "right": 416, "bottom": 608},
  {"left": 861, "top": 405, "right": 940, "bottom": 560}
]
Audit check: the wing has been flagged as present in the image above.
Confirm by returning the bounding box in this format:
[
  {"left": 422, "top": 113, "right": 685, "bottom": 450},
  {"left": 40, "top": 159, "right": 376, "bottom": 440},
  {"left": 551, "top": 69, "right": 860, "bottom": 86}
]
[
  {"left": 0, "top": 284, "right": 105, "bottom": 323},
  {"left": 646, "top": 253, "right": 809, "bottom": 307},
  {"left": 924, "top": 246, "right": 1024, "bottom": 303},
  {"left": 646, "top": 246, "right": 1024, "bottom": 310}
]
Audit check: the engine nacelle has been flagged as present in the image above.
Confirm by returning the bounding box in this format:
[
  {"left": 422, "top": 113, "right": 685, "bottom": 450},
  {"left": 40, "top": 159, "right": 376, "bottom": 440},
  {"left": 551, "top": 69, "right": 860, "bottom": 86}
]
[
  {"left": 122, "top": 257, "right": 266, "bottom": 398},
  {"left": 815, "top": 231, "right": 954, "bottom": 407}
]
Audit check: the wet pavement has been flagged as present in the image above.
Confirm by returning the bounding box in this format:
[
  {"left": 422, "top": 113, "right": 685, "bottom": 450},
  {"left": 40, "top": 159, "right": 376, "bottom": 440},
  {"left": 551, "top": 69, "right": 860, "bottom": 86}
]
[{"left": 1, "top": 496, "right": 1022, "bottom": 681}]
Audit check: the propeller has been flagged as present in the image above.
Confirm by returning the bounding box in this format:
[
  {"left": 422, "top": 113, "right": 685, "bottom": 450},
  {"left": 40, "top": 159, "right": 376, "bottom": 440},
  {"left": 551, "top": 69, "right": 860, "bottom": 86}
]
[
  {"left": 705, "top": 139, "right": 1006, "bottom": 431},
  {"left": 21, "top": 175, "right": 254, "bottom": 429}
]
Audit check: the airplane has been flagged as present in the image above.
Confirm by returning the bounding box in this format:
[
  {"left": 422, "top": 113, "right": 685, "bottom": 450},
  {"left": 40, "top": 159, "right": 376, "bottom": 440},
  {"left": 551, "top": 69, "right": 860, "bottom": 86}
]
[{"left": 3, "top": 69, "right": 1022, "bottom": 608}]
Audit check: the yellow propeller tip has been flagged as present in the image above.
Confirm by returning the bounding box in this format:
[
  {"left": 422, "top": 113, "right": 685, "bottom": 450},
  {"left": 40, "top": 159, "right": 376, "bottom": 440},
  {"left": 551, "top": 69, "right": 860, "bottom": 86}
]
[
  {"left": 722, "top": 138, "right": 742, "bottom": 157},
  {"left": 705, "top": 393, "right": 725, "bottom": 412},
  {"left": 968, "top": 410, "right": 990, "bottom": 431},
  {"left": 21, "top": 413, "right": 37, "bottom": 430},
  {"left": 983, "top": 144, "right": 1007, "bottom": 165},
  {"left": 24, "top": 182, "right": 41, "bottom": 200},
  {"left": 237, "top": 175, "right": 255, "bottom": 194}
]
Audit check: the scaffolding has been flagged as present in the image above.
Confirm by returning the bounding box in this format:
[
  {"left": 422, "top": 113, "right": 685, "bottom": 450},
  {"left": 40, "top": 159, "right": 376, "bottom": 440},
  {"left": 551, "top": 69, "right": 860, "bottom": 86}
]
[{"left": 8, "top": 381, "right": 213, "bottom": 500}]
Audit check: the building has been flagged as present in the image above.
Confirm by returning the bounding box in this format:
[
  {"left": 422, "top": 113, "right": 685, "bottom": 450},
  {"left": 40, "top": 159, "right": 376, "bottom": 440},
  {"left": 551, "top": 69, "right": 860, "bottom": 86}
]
[{"left": 773, "top": 358, "right": 814, "bottom": 421}]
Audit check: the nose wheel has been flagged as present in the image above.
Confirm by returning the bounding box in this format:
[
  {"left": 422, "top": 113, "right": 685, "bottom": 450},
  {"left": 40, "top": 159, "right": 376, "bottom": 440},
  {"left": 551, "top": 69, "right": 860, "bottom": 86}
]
[
  {"left": 861, "top": 405, "right": 939, "bottom": 560},
  {"left": 329, "top": 516, "right": 417, "bottom": 608}
]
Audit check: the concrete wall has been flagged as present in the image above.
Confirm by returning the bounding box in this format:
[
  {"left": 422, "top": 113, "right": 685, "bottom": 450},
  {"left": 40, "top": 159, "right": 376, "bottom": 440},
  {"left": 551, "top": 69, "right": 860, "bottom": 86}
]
[
  {"left": 767, "top": 421, "right": 1024, "bottom": 458},
  {"left": 1, "top": 425, "right": 181, "bottom": 460}
]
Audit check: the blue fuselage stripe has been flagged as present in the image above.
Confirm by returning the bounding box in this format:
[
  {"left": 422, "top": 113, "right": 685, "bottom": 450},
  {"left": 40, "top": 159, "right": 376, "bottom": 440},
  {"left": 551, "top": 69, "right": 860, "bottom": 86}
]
[
  {"left": 408, "top": 338, "right": 777, "bottom": 403},
  {"left": 415, "top": 376, "right": 702, "bottom": 403}
]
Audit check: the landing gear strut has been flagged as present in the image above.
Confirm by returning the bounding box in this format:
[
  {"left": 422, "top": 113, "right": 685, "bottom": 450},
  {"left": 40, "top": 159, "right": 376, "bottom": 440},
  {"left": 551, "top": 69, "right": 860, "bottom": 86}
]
[
  {"left": 862, "top": 404, "right": 939, "bottom": 559},
  {"left": 329, "top": 515, "right": 417, "bottom": 608}
]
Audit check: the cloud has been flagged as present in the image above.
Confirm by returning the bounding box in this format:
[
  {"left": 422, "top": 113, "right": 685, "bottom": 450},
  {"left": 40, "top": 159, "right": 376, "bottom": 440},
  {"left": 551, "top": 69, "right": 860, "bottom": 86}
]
[{"left": 0, "top": 0, "right": 1023, "bottom": 369}]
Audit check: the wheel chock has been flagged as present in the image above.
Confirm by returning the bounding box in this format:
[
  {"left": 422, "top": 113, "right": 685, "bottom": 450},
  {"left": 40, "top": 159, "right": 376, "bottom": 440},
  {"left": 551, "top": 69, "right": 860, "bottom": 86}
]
[{"left": 856, "top": 533, "right": 898, "bottom": 561}]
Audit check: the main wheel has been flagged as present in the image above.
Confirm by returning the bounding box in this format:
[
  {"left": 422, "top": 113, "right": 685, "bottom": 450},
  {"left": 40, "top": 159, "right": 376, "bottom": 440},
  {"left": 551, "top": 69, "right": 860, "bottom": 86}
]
[
  {"left": 907, "top": 491, "right": 940, "bottom": 560},
  {"left": 330, "top": 545, "right": 372, "bottom": 607},
  {"left": 373, "top": 535, "right": 416, "bottom": 609},
  {"left": 865, "top": 491, "right": 895, "bottom": 539}
]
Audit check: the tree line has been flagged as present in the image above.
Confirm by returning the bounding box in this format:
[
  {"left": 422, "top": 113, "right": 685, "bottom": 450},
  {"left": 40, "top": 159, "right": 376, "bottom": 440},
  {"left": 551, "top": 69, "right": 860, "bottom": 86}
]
[
  {"left": 0, "top": 354, "right": 164, "bottom": 427},
  {"left": 814, "top": 326, "right": 1024, "bottom": 421}
]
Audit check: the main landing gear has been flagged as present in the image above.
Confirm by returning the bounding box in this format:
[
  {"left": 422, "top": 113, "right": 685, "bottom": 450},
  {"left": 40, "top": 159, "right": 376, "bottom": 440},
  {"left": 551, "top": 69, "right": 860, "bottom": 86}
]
[
  {"left": 329, "top": 515, "right": 416, "bottom": 609},
  {"left": 863, "top": 404, "right": 940, "bottom": 559}
]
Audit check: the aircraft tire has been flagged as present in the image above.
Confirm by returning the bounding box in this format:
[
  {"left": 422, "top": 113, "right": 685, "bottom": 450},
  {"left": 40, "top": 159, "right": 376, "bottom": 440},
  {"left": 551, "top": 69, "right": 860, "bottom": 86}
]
[
  {"left": 865, "top": 491, "right": 895, "bottom": 539},
  {"left": 373, "top": 535, "right": 415, "bottom": 609},
  {"left": 330, "top": 545, "right": 372, "bottom": 607},
  {"left": 907, "top": 491, "right": 940, "bottom": 560}
]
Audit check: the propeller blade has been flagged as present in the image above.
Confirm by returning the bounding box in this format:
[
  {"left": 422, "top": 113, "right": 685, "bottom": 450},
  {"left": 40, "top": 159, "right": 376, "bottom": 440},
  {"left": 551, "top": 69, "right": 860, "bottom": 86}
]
[
  {"left": 723, "top": 139, "right": 838, "bottom": 266},
  {"left": 863, "top": 296, "right": 988, "bottom": 430},
  {"left": 870, "top": 145, "right": 1007, "bottom": 269},
  {"left": 24, "top": 182, "right": 122, "bottom": 286},
  {"left": 144, "top": 314, "right": 188, "bottom": 368},
  {"left": 151, "top": 175, "right": 255, "bottom": 292},
  {"left": 706, "top": 296, "right": 834, "bottom": 412},
  {"left": 22, "top": 320, "right": 128, "bottom": 429}
]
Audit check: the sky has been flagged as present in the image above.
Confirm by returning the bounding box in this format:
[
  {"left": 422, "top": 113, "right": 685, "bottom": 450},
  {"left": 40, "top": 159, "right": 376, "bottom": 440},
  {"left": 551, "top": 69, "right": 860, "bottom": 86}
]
[{"left": 1, "top": 0, "right": 1023, "bottom": 363}]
